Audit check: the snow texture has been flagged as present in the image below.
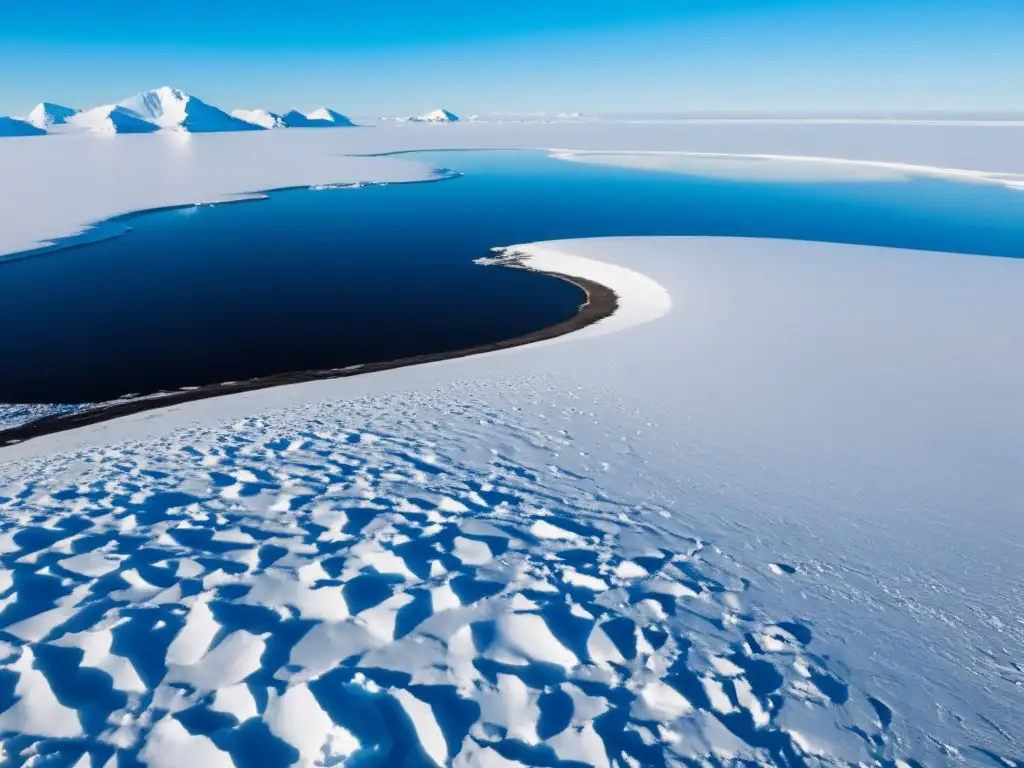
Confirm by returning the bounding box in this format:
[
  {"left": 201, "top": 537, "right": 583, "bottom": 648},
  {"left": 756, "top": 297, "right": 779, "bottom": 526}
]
[
  {"left": 0, "top": 124, "right": 1022, "bottom": 766},
  {"left": 26, "top": 102, "right": 78, "bottom": 129},
  {"left": 554, "top": 149, "right": 1024, "bottom": 190},
  {"left": 230, "top": 107, "right": 356, "bottom": 130},
  {"left": 230, "top": 108, "right": 287, "bottom": 130},
  {"left": 68, "top": 104, "right": 161, "bottom": 134},
  {"left": 0, "top": 231, "right": 1022, "bottom": 764},
  {"left": 304, "top": 107, "right": 355, "bottom": 126},
  {"left": 406, "top": 108, "right": 461, "bottom": 123},
  {"left": 4, "top": 120, "right": 1024, "bottom": 259}
]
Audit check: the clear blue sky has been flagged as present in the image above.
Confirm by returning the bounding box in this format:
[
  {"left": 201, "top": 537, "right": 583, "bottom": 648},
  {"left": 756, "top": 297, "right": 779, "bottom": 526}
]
[{"left": 3, "top": 0, "right": 1021, "bottom": 116}]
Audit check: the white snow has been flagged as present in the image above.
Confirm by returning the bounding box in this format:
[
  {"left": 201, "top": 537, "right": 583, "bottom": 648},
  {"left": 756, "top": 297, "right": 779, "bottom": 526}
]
[
  {"left": 139, "top": 717, "right": 235, "bottom": 768},
  {"left": 165, "top": 599, "right": 219, "bottom": 666},
  {"left": 231, "top": 108, "right": 287, "bottom": 129},
  {"left": 55, "top": 627, "right": 146, "bottom": 693},
  {"left": 555, "top": 149, "right": 1024, "bottom": 190},
  {"left": 529, "top": 520, "right": 580, "bottom": 541},
  {"left": 484, "top": 244, "right": 673, "bottom": 342},
  {"left": 3, "top": 120, "right": 1024, "bottom": 259},
  {"left": 304, "top": 107, "right": 355, "bottom": 126},
  {"left": 407, "top": 108, "right": 460, "bottom": 123},
  {"left": 264, "top": 683, "right": 360, "bottom": 766},
  {"left": 27, "top": 102, "right": 78, "bottom": 129},
  {"left": 67, "top": 104, "right": 159, "bottom": 134},
  {"left": 452, "top": 536, "right": 493, "bottom": 565},
  {"left": 547, "top": 722, "right": 610, "bottom": 768},
  {"left": 632, "top": 680, "right": 693, "bottom": 722},
  {"left": 0, "top": 648, "right": 83, "bottom": 738},
  {"left": 58, "top": 550, "right": 125, "bottom": 577},
  {"left": 4, "top": 583, "right": 92, "bottom": 642},
  {"left": 477, "top": 674, "right": 541, "bottom": 744},
  {"left": 491, "top": 613, "right": 579, "bottom": 670},
  {"left": 241, "top": 569, "right": 349, "bottom": 621},
  {"left": 0, "top": 122, "right": 1021, "bottom": 766},
  {"left": 613, "top": 560, "right": 648, "bottom": 579},
  {"left": 210, "top": 683, "right": 259, "bottom": 723},
  {"left": 391, "top": 688, "right": 448, "bottom": 766},
  {"left": 0, "top": 131, "right": 436, "bottom": 258},
  {"left": 561, "top": 568, "right": 609, "bottom": 592},
  {"left": 119, "top": 86, "right": 260, "bottom": 133},
  {"left": 166, "top": 629, "right": 267, "bottom": 689}
]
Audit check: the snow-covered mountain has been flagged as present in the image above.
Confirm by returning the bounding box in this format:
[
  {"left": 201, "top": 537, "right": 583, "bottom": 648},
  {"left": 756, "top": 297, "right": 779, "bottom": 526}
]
[
  {"left": 68, "top": 105, "right": 161, "bottom": 134},
  {"left": 231, "top": 108, "right": 287, "bottom": 129},
  {"left": 407, "top": 108, "right": 460, "bottom": 123},
  {"left": 272, "top": 108, "right": 355, "bottom": 128},
  {"left": 231, "top": 106, "right": 355, "bottom": 129},
  {"left": 119, "top": 87, "right": 260, "bottom": 133},
  {"left": 279, "top": 110, "right": 318, "bottom": 128},
  {"left": 304, "top": 107, "right": 355, "bottom": 126},
  {"left": 0, "top": 117, "right": 46, "bottom": 137},
  {"left": 2, "top": 86, "right": 361, "bottom": 138},
  {"left": 27, "top": 102, "right": 78, "bottom": 129}
]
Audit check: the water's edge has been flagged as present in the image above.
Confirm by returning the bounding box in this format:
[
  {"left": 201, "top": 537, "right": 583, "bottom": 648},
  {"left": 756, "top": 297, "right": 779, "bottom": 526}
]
[
  {"left": 0, "top": 170, "right": 459, "bottom": 266},
  {"left": 0, "top": 269, "right": 616, "bottom": 447}
]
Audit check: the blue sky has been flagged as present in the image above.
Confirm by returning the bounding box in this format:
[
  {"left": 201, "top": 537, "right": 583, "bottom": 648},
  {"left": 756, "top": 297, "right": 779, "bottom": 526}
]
[{"left": 3, "top": 0, "right": 1021, "bottom": 116}]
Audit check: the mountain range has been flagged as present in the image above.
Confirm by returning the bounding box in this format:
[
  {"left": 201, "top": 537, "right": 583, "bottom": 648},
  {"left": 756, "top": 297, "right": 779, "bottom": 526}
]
[
  {"left": 402, "top": 109, "right": 461, "bottom": 123},
  {"left": 2, "top": 87, "right": 460, "bottom": 137}
]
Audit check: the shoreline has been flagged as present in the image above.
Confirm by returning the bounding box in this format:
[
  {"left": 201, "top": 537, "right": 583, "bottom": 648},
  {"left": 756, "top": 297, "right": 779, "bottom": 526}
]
[
  {"left": 549, "top": 149, "right": 1024, "bottom": 190},
  {"left": 0, "top": 169, "right": 460, "bottom": 266},
  {"left": 0, "top": 271, "right": 617, "bottom": 447}
]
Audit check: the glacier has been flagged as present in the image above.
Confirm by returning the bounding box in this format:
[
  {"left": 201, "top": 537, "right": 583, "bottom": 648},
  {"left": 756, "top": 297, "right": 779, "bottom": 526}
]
[{"left": 0, "top": 122, "right": 1021, "bottom": 766}]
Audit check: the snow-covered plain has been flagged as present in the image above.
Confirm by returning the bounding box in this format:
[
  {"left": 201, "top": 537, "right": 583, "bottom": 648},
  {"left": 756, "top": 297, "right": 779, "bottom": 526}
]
[
  {"left": 0, "top": 123, "right": 1022, "bottom": 766},
  {"left": 2, "top": 120, "right": 1024, "bottom": 258},
  {"left": 553, "top": 150, "right": 1024, "bottom": 189}
]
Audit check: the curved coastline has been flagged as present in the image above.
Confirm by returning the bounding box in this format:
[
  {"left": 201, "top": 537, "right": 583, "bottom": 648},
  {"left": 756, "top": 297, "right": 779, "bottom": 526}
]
[
  {"left": 0, "top": 269, "right": 618, "bottom": 446},
  {"left": 354, "top": 147, "right": 1024, "bottom": 190},
  {"left": 0, "top": 169, "right": 459, "bottom": 265}
]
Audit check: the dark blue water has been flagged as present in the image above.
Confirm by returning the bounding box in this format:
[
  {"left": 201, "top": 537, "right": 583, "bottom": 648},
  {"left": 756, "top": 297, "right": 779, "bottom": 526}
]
[{"left": 1, "top": 149, "right": 1023, "bottom": 404}]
